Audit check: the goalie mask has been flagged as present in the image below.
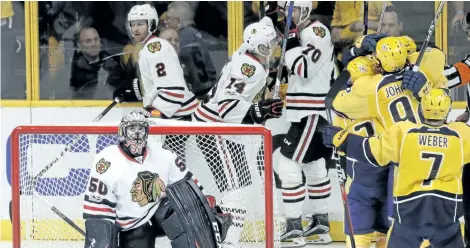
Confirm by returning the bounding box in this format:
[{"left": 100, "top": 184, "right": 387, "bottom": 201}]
[{"left": 118, "top": 111, "right": 150, "bottom": 157}]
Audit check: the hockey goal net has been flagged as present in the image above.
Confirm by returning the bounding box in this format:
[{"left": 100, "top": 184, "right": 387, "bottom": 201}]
[{"left": 10, "top": 121, "right": 281, "bottom": 248}]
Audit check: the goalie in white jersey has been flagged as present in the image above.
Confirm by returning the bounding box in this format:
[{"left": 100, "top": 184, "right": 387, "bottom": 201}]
[
  {"left": 82, "top": 111, "right": 232, "bottom": 248},
  {"left": 265, "top": 1, "right": 336, "bottom": 246},
  {"left": 114, "top": 4, "right": 198, "bottom": 120}
]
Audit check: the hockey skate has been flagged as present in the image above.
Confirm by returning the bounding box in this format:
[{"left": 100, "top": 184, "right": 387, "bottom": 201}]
[
  {"left": 280, "top": 217, "right": 307, "bottom": 248},
  {"left": 301, "top": 213, "right": 332, "bottom": 244}
]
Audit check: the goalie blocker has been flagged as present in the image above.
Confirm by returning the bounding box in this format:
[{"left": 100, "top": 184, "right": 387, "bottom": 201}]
[{"left": 84, "top": 179, "right": 232, "bottom": 248}]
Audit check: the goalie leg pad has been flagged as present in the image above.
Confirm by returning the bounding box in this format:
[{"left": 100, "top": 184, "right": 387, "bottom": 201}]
[
  {"left": 84, "top": 219, "right": 120, "bottom": 248},
  {"left": 165, "top": 178, "right": 233, "bottom": 248}
]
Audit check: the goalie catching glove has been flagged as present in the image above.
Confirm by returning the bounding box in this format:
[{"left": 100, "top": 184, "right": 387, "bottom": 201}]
[{"left": 245, "top": 98, "right": 284, "bottom": 124}]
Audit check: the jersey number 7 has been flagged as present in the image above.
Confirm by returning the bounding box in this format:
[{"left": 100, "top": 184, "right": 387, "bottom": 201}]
[{"left": 421, "top": 152, "right": 444, "bottom": 186}]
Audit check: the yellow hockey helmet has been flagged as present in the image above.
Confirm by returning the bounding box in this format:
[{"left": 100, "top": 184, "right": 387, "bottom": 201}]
[
  {"left": 347, "top": 56, "right": 379, "bottom": 82},
  {"left": 375, "top": 37, "right": 408, "bottom": 73},
  {"left": 397, "top": 35, "right": 417, "bottom": 55},
  {"left": 420, "top": 88, "right": 452, "bottom": 120}
]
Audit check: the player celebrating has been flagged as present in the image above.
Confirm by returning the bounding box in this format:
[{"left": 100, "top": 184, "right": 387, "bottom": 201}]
[
  {"left": 334, "top": 56, "right": 390, "bottom": 248},
  {"left": 322, "top": 88, "right": 470, "bottom": 248},
  {"left": 82, "top": 111, "right": 232, "bottom": 248},
  {"left": 264, "top": 1, "right": 336, "bottom": 245},
  {"left": 114, "top": 4, "right": 198, "bottom": 119}
]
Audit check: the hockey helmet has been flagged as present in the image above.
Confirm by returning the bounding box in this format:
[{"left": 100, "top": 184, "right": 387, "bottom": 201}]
[
  {"left": 375, "top": 36, "right": 408, "bottom": 73},
  {"left": 397, "top": 35, "right": 417, "bottom": 55},
  {"left": 118, "top": 111, "right": 150, "bottom": 156},
  {"left": 278, "top": 1, "right": 313, "bottom": 25},
  {"left": 243, "top": 20, "right": 278, "bottom": 57},
  {"left": 420, "top": 88, "right": 452, "bottom": 121},
  {"left": 127, "top": 4, "right": 159, "bottom": 41},
  {"left": 347, "top": 55, "right": 380, "bottom": 82}
]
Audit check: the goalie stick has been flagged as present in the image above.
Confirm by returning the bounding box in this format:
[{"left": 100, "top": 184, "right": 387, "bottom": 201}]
[
  {"left": 273, "top": 1, "right": 294, "bottom": 99},
  {"left": 14, "top": 98, "right": 120, "bottom": 237},
  {"left": 325, "top": 70, "right": 356, "bottom": 248}
]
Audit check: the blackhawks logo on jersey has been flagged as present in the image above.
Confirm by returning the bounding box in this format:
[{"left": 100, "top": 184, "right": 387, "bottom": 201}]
[
  {"left": 130, "top": 171, "right": 166, "bottom": 207},
  {"left": 312, "top": 26, "right": 326, "bottom": 38},
  {"left": 241, "top": 63, "right": 256, "bottom": 77},
  {"left": 147, "top": 41, "right": 161, "bottom": 53},
  {"left": 96, "top": 158, "right": 111, "bottom": 174}
]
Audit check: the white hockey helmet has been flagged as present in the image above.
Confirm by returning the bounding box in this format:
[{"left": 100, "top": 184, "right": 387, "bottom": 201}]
[
  {"left": 243, "top": 20, "right": 278, "bottom": 57},
  {"left": 127, "top": 4, "right": 159, "bottom": 41},
  {"left": 278, "top": 1, "right": 313, "bottom": 25}
]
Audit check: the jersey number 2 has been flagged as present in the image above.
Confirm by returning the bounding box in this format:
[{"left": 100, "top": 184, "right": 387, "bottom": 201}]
[
  {"left": 421, "top": 152, "right": 443, "bottom": 186},
  {"left": 156, "top": 63, "right": 167, "bottom": 77}
]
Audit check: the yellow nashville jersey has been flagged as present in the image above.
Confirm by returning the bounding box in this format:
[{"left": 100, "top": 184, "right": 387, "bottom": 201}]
[
  {"left": 408, "top": 47, "right": 448, "bottom": 89},
  {"left": 333, "top": 115, "right": 384, "bottom": 138},
  {"left": 365, "top": 121, "right": 470, "bottom": 200},
  {"left": 333, "top": 73, "right": 421, "bottom": 129}
]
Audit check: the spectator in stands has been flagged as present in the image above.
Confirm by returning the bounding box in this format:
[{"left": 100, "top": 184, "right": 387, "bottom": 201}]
[
  {"left": 159, "top": 27, "right": 180, "bottom": 54},
  {"left": 380, "top": 6, "right": 403, "bottom": 36},
  {"left": 70, "top": 27, "right": 125, "bottom": 99},
  {"left": 165, "top": 1, "right": 227, "bottom": 100},
  {"left": 331, "top": 1, "right": 392, "bottom": 49}
]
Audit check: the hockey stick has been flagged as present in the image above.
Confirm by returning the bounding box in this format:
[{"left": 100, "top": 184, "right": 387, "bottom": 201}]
[
  {"left": 18, "top": 98, "right": 120, "bottom": 237},
  {"left": 273, "top": 1, "right": 294, "bottom": 99},
  {"left": 414, "top": 1, "right": 445, "bottom": 69},
  {"left": 363, "top": 1, "right": 369, "bottom": 35},
  {"left": 376, "top": 1, "right": 387, "bottom": 33},
  {"left": 324, "top": 70, "right": 357, "bottom": 248}
]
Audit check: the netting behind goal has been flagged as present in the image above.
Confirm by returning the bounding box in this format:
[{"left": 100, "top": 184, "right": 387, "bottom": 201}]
[{"left": 10, "top": 123, "right": 281, "bottom": 248}]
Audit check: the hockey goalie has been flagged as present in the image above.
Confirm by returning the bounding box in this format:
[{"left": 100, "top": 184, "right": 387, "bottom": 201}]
[{"left": 82, "top": 111, "right": 232, "bottom": 248}]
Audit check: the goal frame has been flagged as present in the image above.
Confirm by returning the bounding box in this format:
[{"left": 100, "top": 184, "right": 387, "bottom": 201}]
[{"left": 10, "top": 125, "right": 274, "bottom": 248}]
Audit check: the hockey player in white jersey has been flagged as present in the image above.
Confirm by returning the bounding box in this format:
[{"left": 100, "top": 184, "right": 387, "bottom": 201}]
[
  {"left": 114, "top": 4, "right": 198, "bottom": 120},
  {"left": 193, "top": 18, "right": 283, "bottom": 124},
  {"left": 265, "top": 1, "right": 335, "bottom": 246},
  {"left": 83, "top": 111, "right": 232, "bottom": 248},
  {"left": 192, "top": 17, "right": 283, "bottom": 247}
]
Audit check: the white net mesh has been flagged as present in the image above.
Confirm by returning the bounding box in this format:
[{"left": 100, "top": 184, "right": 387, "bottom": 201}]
[{"left": 13, "top": 124, "right": 281, "bottom": 248}]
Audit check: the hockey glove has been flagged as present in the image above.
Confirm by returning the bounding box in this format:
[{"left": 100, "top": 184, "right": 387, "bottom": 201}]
[
  {"left": 353, "top": 33, "right": 388, "bottom": 56},
  {"left": 112, "top": 78, "right": 143, "bottom": 103},
  {"left": 321, "top": 125, "right": 349, "bottom": 153},
  {"left": 248, "top": 98, "right": 284, "bottom": 124},
  {"left": 403, "top": 70, "right": 432, "bottom": 99}
]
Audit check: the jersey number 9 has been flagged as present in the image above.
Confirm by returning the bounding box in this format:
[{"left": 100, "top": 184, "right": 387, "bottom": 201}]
[{"left": 389, "top": 96, "right": 417, "bottom": 124}]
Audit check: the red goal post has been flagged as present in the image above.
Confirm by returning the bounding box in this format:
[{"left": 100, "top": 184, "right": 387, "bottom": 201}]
[{"left": 10, "top": 124, "right": 276, "bottom": 248}]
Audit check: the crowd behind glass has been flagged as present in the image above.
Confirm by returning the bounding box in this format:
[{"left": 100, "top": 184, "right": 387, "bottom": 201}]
[{"left": 1, "top": 1, "right": 469, "bottom": 101}]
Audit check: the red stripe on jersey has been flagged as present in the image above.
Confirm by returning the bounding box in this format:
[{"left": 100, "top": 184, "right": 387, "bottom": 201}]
[
  {"left": 117, "top": 218, "right": 138, "bottom": 226},
  {"left": 84, "top": 205, "right": 115, "bottom": 213},
  {"left": 308, "top": 187, "right": 332, "bottom": 193},
  {"left": 297, "top": 63, "right": 303, "bottom": 76},
  {"left": 197, "top": 108, "right": 220, "bottom": 122},
  {"left": 162, "top": 90, "right": 184, "bottom": 98},
  {"left": 282, "top": 190, "right": 305, "bottom": 197},
  {"left": 177, "top": 101, "right": 198, "bottom": 113},
  {"left": 295, "top": 115, "right": 315, "bottom": 162},
  {"left": 218, "top": 101, "right": 231, "bottom": 113},
  {"left": 286, "top": 99, "right": 325, "bottom": 104}
]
